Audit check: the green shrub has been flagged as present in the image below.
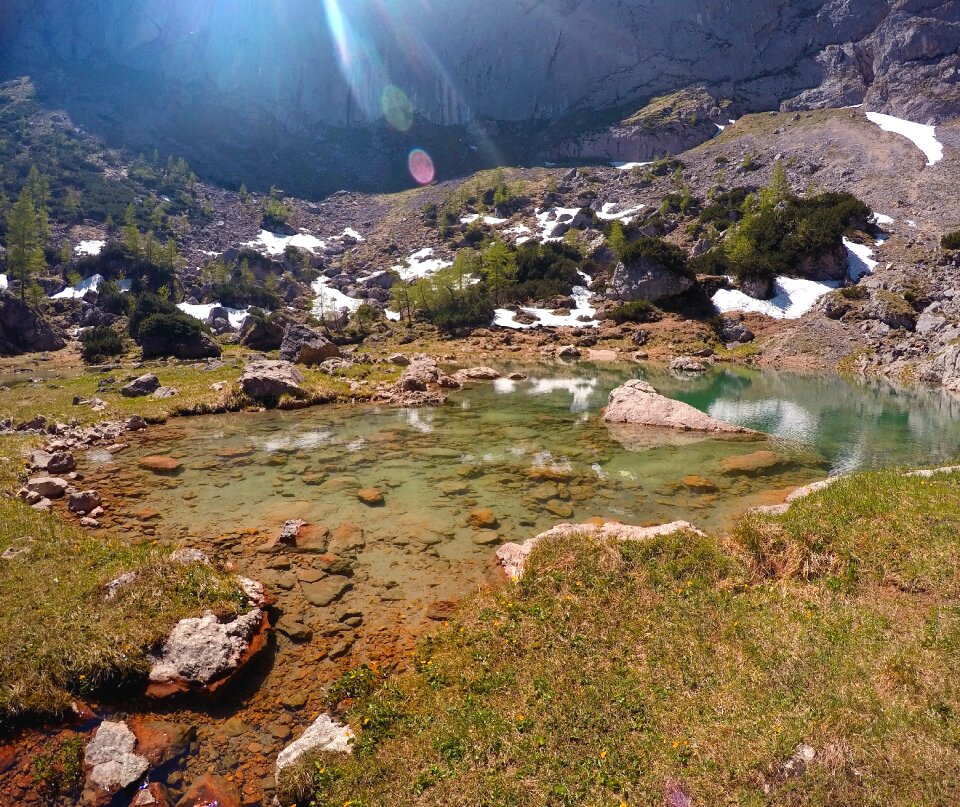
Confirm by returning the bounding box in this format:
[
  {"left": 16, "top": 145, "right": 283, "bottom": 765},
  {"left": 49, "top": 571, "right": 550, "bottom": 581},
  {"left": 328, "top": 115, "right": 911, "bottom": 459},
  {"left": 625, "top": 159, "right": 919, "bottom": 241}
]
[
  {"left": 839, "top": 285, "right": 869, "bottom": 301},
  {"left": 137, "top": 312, "right": 206, "bottom": 358},
  {"left": 620, "top": 237, "right": 691, "bottom": 277},
  {"left": 80, "top": 325, "right": 124, "bottom": 364},
  {"left": 608, "top": 299, "right": 661, "bottom": 324},
  {"left": 941, "top": 230, "right": 960, "bottom": 250},
  {"left": 262, "top": 197, "right": 290, "bottom": 230}
]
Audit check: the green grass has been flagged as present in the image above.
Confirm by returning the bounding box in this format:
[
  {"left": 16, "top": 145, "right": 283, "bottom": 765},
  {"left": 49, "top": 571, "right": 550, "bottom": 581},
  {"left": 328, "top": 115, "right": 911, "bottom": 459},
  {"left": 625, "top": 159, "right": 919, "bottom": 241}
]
[
  {"left": 280, "top": 471, "right": 960, "bottom": 806},
  {"left": 0, "top": 352, "right": 401, "bottom": 426},
  {"left": 0, "top": 441, "right": 245, "bottom": 722}
]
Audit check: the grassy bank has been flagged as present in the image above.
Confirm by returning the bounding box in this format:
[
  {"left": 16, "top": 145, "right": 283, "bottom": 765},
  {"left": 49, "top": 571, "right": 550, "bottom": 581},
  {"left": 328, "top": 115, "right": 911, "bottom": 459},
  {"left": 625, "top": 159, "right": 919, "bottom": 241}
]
[
  {"left": 281, "top": 470, "right": 960, "bottom": 806},
  {"left": 0, "top": 350, "right": 401, "bottom": 427},
  {"left": 0, "top": 441, "right": 244, "bottom": 723}
]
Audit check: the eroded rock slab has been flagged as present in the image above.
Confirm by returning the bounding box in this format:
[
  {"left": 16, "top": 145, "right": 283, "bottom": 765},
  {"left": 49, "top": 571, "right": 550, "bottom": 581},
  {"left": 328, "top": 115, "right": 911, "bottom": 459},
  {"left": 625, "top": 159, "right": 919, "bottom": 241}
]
[{"left": 602, "top": 379, "right": 756, "bottom": 434}]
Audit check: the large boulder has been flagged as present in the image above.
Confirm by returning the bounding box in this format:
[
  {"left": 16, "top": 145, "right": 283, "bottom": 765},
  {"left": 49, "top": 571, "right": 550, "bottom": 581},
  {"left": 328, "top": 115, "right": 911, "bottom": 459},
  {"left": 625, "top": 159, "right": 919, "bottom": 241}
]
[
  {"left": 609, "top": 257, "right": 694, "bottom": 303},
  {"left": 240, "top": 314, "right": 286, "bottom": 351},
  {"left": 146, "top": 608, "right": 268, "bottom": 697},
  {"left": 0, "top": 291, "right": 66, "bottom": 355},
  {"left": 279, "top": 323, "right": 341, "bottom": 365},
  {"left": 140, "top": 327, "right": 221, "bottom": 360},
  {"left": 602, "top": 379, "right": 757, "bottom": 433},
  {"left": 240, "top": 359, "right": 306, "bottom": 401}
]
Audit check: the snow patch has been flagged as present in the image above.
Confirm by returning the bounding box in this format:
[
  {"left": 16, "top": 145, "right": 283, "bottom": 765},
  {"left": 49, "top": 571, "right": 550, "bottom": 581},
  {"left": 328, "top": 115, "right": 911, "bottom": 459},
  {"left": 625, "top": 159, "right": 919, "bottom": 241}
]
[
  {"left": 596, "top": 202, "right": 645, "bottom": 224},
  {"left": 844, "top": 238, "right": 878, "bottom": 280},
  {"left": 76, "top": 239, "right": 106, "bottom": 257},
  {"left": 342, "top": 227, "right": 364, "bottom": 241},
  {"left": 612, "top": 161, "right": 652, "bottom": 170},
  {"left": 865, "top": 111, "right": 943, "bottom": 166},
  {"left": 391, "top": 248, "right": 452, "bottom": 281},
  {"left": 870, "top": 213, "right": 895, "bottom": 226},
  {"left": 177, "top": 302, "right": 249, "bottom": 329},
  {"left": 535, "top": 207, "right": 582, "bottom": 242},
  {"left": 51, "top": 274, "right": 104, "bottom": 299},
  {"left": 245, "top": 230, "right": 326, "bottom": 256},
  {"left": 712, "top": 277, "right": 841, "bottom": 320},
  {"left": 494, "top": 272, "right": 599, "bottom": 329},
  {"left": 0, "top": 274, "right": 6, "bottom": 291},
  {"left": 312, "top": 276, "right": 364, "bottom": 316}
]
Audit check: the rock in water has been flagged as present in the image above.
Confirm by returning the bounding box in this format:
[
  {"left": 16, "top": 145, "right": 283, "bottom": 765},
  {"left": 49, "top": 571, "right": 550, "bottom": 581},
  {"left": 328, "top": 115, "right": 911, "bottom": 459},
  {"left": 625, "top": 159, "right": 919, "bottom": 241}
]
[
  {"left": 275, "top": 713, "right": 354, "bottom": 777},
  {"left": 602, "top": 379, "right": 756, "bottom": 433},
  {"left": 83, "top": 720, "right": 149, "bottom": 802},
  {"left": 279, "top": 323, "right": 342, "bottom": 365},
  {"left": 120, "top": 373, "right": 160, "bottom": 397},
  {"left": 174, "top": 774, "right": 241, "bottom": 807},
  {"left": 147, "top": 608, "right": 268, "bottom": 697},
  {"left": 240, "top": 359, "right": 305, "bottom": 401}
]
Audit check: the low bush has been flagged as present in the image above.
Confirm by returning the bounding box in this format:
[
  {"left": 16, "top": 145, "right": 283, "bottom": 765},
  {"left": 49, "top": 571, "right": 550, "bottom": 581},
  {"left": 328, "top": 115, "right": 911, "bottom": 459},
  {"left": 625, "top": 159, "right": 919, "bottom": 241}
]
[
  {"left": 620, "top": 237, "right": 691, "bottom": 277},
  {"left": 80, "top": 325, "right": 123, "bottom": 364},
  {"left": 607, "top": 299, "right": 661, "bottom": 323},
  {"left": 137, "top": 312, "right": 206, "bottom": 358},
  {"left": 941, "top": 230, "right": 960, "bottom": 250}
]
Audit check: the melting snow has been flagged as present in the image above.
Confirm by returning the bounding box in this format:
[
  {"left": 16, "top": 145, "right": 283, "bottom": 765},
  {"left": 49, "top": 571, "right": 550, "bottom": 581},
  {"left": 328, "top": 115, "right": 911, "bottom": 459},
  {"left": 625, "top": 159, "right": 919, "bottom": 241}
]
[
  {"left": 177, "top": 302, "right": 249, "bottom": 329},
  {"left": 494, "top": 272, "right": 599, "bottom": 329},
  {"left": 76, "top": 239, "right": 106, "bottom": 257},
  {"left": 245, "top": 230, "right": 326, "bottom": 256},
  {"left": 865, "top": 111, "right": 943, "bottom": 166},
  {"left": 535, "top": 207, "right": 582, "bottom": 242},
  {"left": 871, "top": 213, "right": 895, "bottom": 226},
  {"left": 597, "top": 202, "right": 645, "bottom": 224},
  {"left": 0, "top": 274, "right": 6, "bottom": 291},
  {"left": 844, "top": 238, "right": 878, "bottom": 280},
  {"left": 712, "top": 277, "right": 841, "bottom": 320},
  {"left": 342, "top": 228, "right": 364, "bottom": 241},
  {"left": 391, "top": 248, "right": 452, "bottom": 281},
  {"left": 51, "top": 274, "right": 105, "bottom": 299},
  {"left": 312, "top": 276, "right": 364, "bottom": 316},
  {"left": 612, "top": 161, "right": 652, "bottom": 170},
  {"left": 460, "top": 214, "right": 508, "bottom": 226}
]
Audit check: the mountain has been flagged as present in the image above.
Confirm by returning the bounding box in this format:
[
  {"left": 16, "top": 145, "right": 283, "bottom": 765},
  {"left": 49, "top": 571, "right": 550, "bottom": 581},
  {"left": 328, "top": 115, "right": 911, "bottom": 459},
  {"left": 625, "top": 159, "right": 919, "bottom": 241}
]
[{"left": 0, "top": 0, "right": 957, "bottom": 195}]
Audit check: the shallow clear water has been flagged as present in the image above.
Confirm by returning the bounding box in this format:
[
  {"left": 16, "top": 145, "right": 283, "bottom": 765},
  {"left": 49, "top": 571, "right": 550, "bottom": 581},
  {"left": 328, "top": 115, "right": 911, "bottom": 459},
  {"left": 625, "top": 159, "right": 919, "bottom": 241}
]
[{"left": 87, "top": 363, "right": 960, "bottom": 625}]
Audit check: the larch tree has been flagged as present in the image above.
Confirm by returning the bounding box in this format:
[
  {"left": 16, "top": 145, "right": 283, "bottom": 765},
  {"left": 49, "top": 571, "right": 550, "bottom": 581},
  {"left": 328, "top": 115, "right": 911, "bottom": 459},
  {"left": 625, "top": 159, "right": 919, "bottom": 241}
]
[{"left": 5, "top": 188, "right": 46, "bottom": 301}]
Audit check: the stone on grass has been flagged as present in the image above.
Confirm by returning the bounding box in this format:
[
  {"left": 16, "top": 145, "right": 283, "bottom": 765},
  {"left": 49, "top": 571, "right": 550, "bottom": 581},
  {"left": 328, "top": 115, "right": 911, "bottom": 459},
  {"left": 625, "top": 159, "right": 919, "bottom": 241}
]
[
  {"left": 121, "top": 374, "right": 160, "bottom": 398},
  {"left": 279, "top": 324, "right": 342, "bottom": 365},
  {"left": 26, "top": 476, "right": 68, "bottom": 499},
  {"left": 240, "top": 359, "right": 305, "bottom": 401},
  {"left": 275, "top": 714, "right": 354, "bottom": 777}
]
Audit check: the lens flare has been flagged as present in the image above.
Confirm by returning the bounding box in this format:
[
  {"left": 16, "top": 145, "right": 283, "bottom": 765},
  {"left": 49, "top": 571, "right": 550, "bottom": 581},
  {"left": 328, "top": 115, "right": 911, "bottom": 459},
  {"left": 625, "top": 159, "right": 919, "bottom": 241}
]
[
  {"left": 381, "top": 84, "right": 413, "bottom": 132},
  {"left": 408, "top": 148, "right": 435, "bottom": 185}
]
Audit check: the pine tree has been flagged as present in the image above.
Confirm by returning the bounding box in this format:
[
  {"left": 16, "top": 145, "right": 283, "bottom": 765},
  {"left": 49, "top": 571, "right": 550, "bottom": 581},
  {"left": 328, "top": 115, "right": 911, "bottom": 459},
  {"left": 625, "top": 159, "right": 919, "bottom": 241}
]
[
  {"left": 5, "top": 188, "right": 46, "bottom": 301},
  {"left": 608, "top": 221, "right": 627, "bottom": 258},
  {"left": 238, "top": 184, "right": 249, "bottom": 204},
  {"left": 63, "top": 189, "right": 82, "bottom": 221}
]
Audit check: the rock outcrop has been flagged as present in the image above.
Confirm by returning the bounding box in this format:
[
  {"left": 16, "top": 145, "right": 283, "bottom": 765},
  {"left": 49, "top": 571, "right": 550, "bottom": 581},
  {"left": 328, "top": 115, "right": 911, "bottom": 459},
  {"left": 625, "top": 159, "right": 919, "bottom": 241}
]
[
  {"left": 1, "top": 1, "right": 953, "bottom": 195},
  {"left": 602, "top": 379, "right": 757, "bottom": 433},
  {"left": 0, "top": 291, "right": 65, "bottom": 355},
  {"left": 120, "top": 373, "right": 160, "bottom": 398},
  {"left": 279, "top": 324, "right": 341, "bottom": 366},
  {"left": 609, "top": 258, "right": 695, "bottom": 304}
]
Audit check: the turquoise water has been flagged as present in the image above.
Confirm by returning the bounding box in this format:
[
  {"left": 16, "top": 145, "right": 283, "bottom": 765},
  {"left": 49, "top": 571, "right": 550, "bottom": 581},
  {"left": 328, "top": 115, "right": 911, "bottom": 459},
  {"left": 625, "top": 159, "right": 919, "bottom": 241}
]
[{"left": 84, "top": 363, "right": 960, "bottom": 632}]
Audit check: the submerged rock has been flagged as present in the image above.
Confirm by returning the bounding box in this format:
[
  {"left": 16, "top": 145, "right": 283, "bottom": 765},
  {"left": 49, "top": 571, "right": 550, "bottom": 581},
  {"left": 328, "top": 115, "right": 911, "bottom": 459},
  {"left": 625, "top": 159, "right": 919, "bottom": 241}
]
[
  {"left": 139, "top": 455, "right": 183, "bottom": 474},
  {"left": 174, "top": 774, "right": 241, "bottom": 807},
  {"left": 83, "top": 720, "right": 149, "bottom": 804},
  {"left": 275, "top": 713, "right": 354, "bottom": 778},
  {"left": 720, "top": 450, "right": 789, "bottom": 476},
  {"left": 602, "top": 379, "right": 756, "bottom": 434}
]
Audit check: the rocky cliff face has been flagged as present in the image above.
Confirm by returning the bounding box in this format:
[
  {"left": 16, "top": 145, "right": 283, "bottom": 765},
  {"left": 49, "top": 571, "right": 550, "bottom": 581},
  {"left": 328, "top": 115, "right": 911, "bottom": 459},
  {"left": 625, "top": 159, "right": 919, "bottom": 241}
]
[{"left": 0, "top": 0, "right": 956, "bottom": 195}]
